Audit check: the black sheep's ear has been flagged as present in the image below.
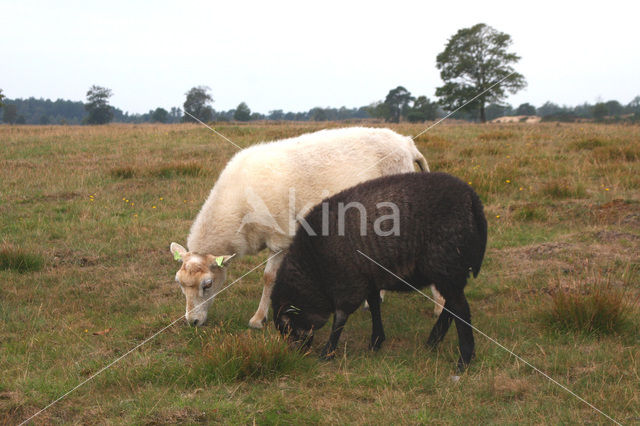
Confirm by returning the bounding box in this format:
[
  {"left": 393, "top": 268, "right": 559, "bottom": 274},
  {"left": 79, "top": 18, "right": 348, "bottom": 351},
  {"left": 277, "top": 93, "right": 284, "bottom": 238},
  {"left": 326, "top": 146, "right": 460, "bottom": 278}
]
[
  {"left": 276, "top": 314, "right": 291, "bottom": 335},
  {"left": 284, "top": 305, "right": 302, "bottom": 315}
]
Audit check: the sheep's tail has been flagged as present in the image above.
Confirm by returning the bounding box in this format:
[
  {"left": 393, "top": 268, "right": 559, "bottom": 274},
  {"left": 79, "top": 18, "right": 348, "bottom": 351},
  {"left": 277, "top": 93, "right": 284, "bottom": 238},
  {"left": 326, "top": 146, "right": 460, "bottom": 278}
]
[
  {"left": 470, "top": 192, "right": 488, "bottom": 278},
  {"left": 413, "top": 148, "right": 430, "bottom": 172}
]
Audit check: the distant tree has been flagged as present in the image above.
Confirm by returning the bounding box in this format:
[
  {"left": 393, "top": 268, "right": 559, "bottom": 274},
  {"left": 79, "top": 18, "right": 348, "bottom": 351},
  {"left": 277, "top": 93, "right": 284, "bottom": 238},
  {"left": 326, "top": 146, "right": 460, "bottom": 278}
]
[
  {"left": 593, "top": 103, "right": 608, "bottom": 121},
  {"left": 310, "top": 107, "right": 328, "bottom": 121},
  {"left": 234, "top": 102, "right": 251, "bottom": 121},
  {"left": 183, "top": 86, "right": 214, "bottom": 122},
  {"left": 407, "top": 96, "right": 438, "bottom": 122},
  {"left": 573, "top": 102, "right": 594, "bottom": 119},
  {"left": 537, "top": 101, "right": 564, "bottom": 117},
  {"left": 216, "top": 109, "right": 233, "bottom": 122},
  {"left": 436, "top": 23, "right": 526, "bottom": 123},
  {"left": 0, "top": 89, "right": 4, "bottom": 108},
  {"left": 383, "top": 86, "right": 414, "bottom": 122},
  {"left": 628, "top": 96, "right": 640, "bottom": 112},
  {"left": 3, "top": 104, "right": 18, "bottom": 124},
  {"left": 39, "top": 115, "right": 50, "bottom": 125},
  {"left": 16, "top": 115, "right": 26, "bottom": 124},
  {"left": 169, "top": 107, "right": 182, "bottom": 122},
  {"left": 85, "top": 85, "right": 114, "bottom": 124},
  {"left": 604, "top": 100, "right": 624, "bottom": 117},
  {"left": 366, "top": 101, "right": 389, "bottom": 121},
  {"left": 516, "top": 103, "right": 536, "bottom": 116},
  {"left": 151, "top": 107, "right": 169, "bottom": 123},
  {"left": 268, "top": 109, "right": 284, "bottom": 121}
]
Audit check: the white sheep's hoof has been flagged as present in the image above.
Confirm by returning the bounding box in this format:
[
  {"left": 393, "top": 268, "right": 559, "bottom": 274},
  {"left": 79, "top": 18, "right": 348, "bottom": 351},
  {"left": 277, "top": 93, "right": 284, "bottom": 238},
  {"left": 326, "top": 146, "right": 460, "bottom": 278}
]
[
  {"left": 451, "top": 375, "right": 461, "bottom": 383},
  {"left": 249, "top": 317, "right": 265, "bottom": 329}
]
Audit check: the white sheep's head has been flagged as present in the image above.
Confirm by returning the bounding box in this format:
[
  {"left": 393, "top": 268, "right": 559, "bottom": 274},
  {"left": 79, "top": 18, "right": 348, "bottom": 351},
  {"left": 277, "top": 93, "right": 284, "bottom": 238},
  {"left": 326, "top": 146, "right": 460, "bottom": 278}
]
[{"left": 170, "top": 242, "right": 235, "bottom": 326}]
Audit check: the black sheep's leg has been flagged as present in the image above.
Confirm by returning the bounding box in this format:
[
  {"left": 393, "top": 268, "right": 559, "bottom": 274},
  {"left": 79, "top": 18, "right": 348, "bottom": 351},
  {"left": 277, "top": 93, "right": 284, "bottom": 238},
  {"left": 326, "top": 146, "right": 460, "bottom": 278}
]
[
  {"left": 320, "top": 310, "right": 349, "bottom": 360},
  {"left": 449, "top": 292, "right": 475, "bottom": 373},
  {"left": 426, "top": 298, "right": 453, "bottom": 349},
  {"left": 366, "top": 289, "right": 385, "bottom": 351}
]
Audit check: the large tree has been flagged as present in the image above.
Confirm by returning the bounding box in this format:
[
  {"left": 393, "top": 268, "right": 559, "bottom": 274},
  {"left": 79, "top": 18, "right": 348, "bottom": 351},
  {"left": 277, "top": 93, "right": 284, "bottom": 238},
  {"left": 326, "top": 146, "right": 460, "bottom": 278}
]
[
  {"left": 436, "top": 23, "right": 526, "bottom": 123},
  {"left": 183, "top": 86, "right": 214, "bottom": 122},
  {"left": 85, "top": 85, "right": 114, "bottom": 124}
]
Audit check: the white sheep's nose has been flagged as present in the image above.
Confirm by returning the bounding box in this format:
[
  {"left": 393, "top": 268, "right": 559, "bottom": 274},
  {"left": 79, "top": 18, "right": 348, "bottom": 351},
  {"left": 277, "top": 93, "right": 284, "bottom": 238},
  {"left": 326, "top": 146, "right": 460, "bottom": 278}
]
[{"left": 188, "top": 318, "right": 200, "bottom": 326}]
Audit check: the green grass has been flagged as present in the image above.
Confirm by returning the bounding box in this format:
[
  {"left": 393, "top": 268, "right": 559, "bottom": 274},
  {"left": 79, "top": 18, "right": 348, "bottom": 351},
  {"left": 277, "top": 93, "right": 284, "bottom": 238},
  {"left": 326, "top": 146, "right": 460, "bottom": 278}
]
[
  {"left": 0, "top": 122, "right": 639, "bottom": 424},
  {"left": 548, "top": 286, "right": 632, "bottom": 335},
  {"left": 539, "top": 181, "right": 587, "bottom": 199},
  {"left": 0, "top": 246, "right": 44, "bottom": 272},
  {"left": 195, "top": 329, "right": 315, "bottom": 382},
  {"left": 546, "top": 268, "right": 638, "bottom": 335},
  {"left": 110, "top": 161, "right": 207, "bottom": 179}
]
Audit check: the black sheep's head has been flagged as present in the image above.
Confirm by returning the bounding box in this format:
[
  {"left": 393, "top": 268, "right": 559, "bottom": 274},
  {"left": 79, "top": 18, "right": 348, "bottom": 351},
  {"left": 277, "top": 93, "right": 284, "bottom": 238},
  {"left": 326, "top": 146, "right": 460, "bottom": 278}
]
[{"left": 274, "top": 304, "right": 319, "bottom": 351}]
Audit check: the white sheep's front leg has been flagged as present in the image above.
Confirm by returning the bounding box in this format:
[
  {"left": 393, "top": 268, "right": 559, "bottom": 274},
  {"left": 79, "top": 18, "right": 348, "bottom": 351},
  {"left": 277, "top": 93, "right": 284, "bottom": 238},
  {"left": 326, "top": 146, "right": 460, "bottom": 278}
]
[
  {"left": 249, "top": 251, "right": 285, "bottom": 329},
  {"left": 431, "top": 285, "right": 445, "bottom": 316}
]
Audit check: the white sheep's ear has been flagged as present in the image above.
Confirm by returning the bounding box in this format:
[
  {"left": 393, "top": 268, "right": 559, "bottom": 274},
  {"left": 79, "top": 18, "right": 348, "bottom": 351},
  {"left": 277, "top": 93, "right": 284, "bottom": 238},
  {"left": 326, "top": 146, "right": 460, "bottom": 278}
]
[
  {"left": 208, "top": 253, "right": 236, "bottom": 268},
  {"left": 170, "top": 242, "right": 187, "bottom": 262}
]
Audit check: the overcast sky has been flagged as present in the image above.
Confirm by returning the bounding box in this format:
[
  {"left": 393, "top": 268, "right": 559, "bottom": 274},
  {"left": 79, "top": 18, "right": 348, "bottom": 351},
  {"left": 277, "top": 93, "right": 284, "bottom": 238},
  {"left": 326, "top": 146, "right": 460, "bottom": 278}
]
[{"left": 2, "top": 0, "right": 638, "bottom": 115}]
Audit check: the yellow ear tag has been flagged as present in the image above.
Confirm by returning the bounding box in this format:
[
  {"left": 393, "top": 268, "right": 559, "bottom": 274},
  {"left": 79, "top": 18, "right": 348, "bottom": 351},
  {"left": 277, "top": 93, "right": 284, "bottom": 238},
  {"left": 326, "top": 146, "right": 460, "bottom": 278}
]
[
  {"left": 215, "top": 256, "right": 224, "bottom": 267},
  {"left": 174, "top": 251, "right": 182, "bottom": 261}
]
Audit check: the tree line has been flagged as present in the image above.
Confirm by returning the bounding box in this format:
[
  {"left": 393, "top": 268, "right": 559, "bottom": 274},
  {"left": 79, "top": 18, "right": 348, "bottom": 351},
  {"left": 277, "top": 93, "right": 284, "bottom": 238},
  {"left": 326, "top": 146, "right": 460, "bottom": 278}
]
[
  {"left": 2, "top": 86, "right": 637, "bottom": 126},
  {"left": 2, "top": 23, "right": 639, "bottom": 125}
]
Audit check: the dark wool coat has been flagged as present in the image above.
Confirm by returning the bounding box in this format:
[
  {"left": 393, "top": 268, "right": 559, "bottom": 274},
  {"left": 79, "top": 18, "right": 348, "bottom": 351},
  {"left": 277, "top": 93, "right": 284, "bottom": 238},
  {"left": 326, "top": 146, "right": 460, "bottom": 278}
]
[{"left": 272, "top": 172, "right": 486, "bottom": 323}]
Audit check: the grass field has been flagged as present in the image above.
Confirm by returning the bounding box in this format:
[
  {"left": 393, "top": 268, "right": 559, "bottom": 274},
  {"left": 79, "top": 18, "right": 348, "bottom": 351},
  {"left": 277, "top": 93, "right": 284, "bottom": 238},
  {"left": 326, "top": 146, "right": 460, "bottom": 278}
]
[{"left": 1, "top": 121, "right": 639, "bottom": 424}]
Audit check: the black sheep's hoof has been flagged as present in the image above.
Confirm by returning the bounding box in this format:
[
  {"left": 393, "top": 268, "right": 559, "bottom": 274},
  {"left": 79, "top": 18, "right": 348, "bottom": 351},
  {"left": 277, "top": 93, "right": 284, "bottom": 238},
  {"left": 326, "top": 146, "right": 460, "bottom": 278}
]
[
  {"left": 426, "top": 340, "right": 439, "bottom": 351},
  {"left": 455, "top": 353, "right": 475, "bottom": 373},
  {"left": 320, "top": 346, "right": 336, "bottom": 360},
  {"left": 320, "top": 351, "right": 336, "bottom": 361},
  {"left": 369, "top": 336, "right": 385, "bottom": 351}
]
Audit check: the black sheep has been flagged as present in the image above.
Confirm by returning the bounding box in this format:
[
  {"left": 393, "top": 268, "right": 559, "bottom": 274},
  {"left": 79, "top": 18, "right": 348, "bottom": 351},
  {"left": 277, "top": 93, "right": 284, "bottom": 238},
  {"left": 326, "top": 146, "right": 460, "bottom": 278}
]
[{"left": 271, "top": 172, "right": 487, "bottom": 371}]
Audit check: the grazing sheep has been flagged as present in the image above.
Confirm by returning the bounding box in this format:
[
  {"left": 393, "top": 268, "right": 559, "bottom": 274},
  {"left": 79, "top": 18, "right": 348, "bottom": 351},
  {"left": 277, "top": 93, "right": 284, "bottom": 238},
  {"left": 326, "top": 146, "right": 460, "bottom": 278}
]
[
  {"left": 272, "top": 172, "right": 487, "bottom": 372},
  {"left": 169, "top": 127, "right": 438, "bottom": 327}
]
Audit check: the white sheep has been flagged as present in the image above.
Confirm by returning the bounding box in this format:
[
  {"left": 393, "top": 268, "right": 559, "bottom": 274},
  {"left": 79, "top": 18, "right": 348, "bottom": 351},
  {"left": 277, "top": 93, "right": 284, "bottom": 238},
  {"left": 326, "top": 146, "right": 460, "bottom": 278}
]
[{"left": 170, "top": 127, "right": 444, "bottom": 327}]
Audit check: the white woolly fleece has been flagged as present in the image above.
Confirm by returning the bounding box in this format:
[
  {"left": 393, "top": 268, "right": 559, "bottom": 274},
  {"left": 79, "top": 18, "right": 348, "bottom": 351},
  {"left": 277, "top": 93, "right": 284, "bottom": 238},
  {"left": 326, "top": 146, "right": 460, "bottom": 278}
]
[{"left": 186, "top": 127, "right": 429, "bottom": 257}]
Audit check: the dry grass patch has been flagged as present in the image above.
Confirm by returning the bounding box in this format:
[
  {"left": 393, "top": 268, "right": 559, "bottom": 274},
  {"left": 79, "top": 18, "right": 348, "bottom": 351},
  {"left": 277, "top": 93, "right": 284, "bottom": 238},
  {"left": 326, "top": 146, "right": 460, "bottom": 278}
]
[
  {"left": 477, "top": 130, "right": 514, "bottom": 141},
  {"left": 593, "top": 199, "right": 640, "bottom": 226},
  {"left": 195, "top": 329, "right": 314, "bottom": 382},
  {"left": 539, "top": 181, "right": 586, "bottom": 199},
  {"left": 569, "top": 137, "right": 606, "bottom": 151},
  {"left": 0, "top": 246, "right": 44, "bottom": 273},
  {"left": 510, "top": 203, "right": 548, "bottom": 222},
  {"left": 490, "top": 373, "right": 532, "bottom": 400},
  {"left": 547, "top": 271, "right": 637, "bottom": 335},
  {"left": 592, "top": 144, "right": 640, "bottom": 162}
]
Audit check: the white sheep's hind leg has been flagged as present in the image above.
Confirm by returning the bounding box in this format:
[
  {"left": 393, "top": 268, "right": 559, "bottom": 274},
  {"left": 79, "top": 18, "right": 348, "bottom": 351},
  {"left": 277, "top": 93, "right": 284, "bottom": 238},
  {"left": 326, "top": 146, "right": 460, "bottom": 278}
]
[
  {"left": 431, "top": 285, "right": 445, "bottom": 316},
  {"left": 249, "top": 251, "right": 285, "bottom": 329}
]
